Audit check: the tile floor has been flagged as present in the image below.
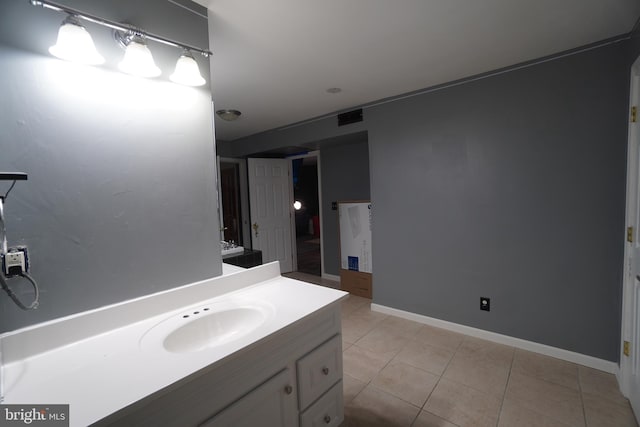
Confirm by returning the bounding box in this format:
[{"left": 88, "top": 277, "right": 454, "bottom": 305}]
[
  {"left": 283, "top": 273, "right": 638, "bottom": 426},
  {"left": 336, "top": 294, "right": 638, "bottom": 427}
]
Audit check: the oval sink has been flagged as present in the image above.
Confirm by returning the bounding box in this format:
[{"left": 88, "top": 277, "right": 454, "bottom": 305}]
[
  {"left": 164, "top": 307, "right": 267, "bottom": 353},
  {"left": 140, "top": 302, "right": 275, "bottom": 354}
]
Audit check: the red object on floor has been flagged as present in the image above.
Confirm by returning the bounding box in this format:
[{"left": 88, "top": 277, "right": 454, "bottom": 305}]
[{"left": 312, "top": 215, "right": 320, "bottom": 237}]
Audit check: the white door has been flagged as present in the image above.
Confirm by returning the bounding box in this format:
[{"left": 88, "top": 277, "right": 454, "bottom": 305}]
[
  {"left": 622, "top": 56, "right": 640, "bottom": 418},
  {"left": 248, "top": 158, "right": 294, "bottom": 272}
]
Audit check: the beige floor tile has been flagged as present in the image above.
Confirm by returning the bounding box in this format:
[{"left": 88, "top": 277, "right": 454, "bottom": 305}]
[
  {"left": 356, "top": 326, "right": 411, "bottom": 354},
  {"left": 579, "top": 366, "right": 629, "bottom": 406},
  {"left": 343, "top": 344, "right": 396, "bottom": 382},
  {"left": 412, "top": 411, "right": 459, "bottom": 427},
  {"left": 343, "top": 340, "right": 353, "bottom": 352},
  {"left": 443, "top": 352, "right": 510, "bottom": 398},
  {"left": 456, "top": 336, "right": 514, "bottom": 369},
  {"left": 343, "top": 373, "right": 367, "bottom": 405},
  {"left": 498, "top": 398, "right": 573, "bottom": 427},
  {"left": 321, "top": 279, "right": 341, "bottom": 289},
  {"left": 583, "top": 393, "right": 638, "bottom": 427},
  {"left": 424, "top": 378, "right": 501, "bottom": 427},
  {"left": 338, "top": 305, "right": 640, "bottom": 427},
  {"left": 505, "top": 371, "right": 584, "bottom": 426},
  {"left": 394, "top": 340, "right": 455, "bottom": 376},
  {"left": 378, "top": 316, "right": 424, "bottom": 338},
  {"left": 342, "top": 314, "right": 379, "bottom": 344},
  {"left": 371, "top": 361, "right": 439, "bottom": 407},
  {"left": 512, "top": 349, "right": 579, "bottom": 390},
  {"left": 341, "top": 295, "right": 371, "bottom": 316},
  {"left": 345, "top": 295, "right": 371, "bottom": 306},
  {"left": 348, "top": 305, "right": 388, "bottom": 324},
  {"left": 414, "top": 325, "right": 464, "bottom": 352},
  {"left": 344, "top": 385, "right": 421, "bottom": 427}
]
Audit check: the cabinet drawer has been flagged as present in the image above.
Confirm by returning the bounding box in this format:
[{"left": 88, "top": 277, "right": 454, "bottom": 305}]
[
  {"left": 297, "top": 334, "right": 342, "bottom": 409},
  {"left": 300, "top": 381, "right": 343, "bottom": 427}
]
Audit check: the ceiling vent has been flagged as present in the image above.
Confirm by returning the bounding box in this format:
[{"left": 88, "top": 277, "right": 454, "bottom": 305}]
[{"left": 337, "top": 109, "right": 363, "bottom": 127}]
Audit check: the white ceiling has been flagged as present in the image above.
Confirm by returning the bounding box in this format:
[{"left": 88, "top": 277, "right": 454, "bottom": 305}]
[{"left": 194, "top": 0, "right": 640, "bottom": 142}]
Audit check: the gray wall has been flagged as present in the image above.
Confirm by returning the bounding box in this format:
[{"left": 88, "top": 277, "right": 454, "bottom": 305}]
[
  {"left": 367, "top": 41, "right": 629, "bottom": 362},
  {"left": 229, "top": 39, "right": 633, "bottom": 361},
  {"left": 320, "top": 138, "right": 371, "bottom": 275},
  {"left": 0, "top": 0, "right": 221, "bottom": 332}
]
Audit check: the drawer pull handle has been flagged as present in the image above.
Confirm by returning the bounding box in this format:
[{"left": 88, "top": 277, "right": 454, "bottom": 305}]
[
  {"left": 284, "top": 385, "right": 293, "bottom": 395},
  {"left": 322, "top": 366, "right": 330, "bottom": 375},
  {"left": 323, "top": 415, "right": 331, "bottom": 424}
]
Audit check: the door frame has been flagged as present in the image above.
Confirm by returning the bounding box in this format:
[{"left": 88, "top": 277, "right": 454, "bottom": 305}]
[
  {"left": 620, "top": 54, "right": 640, "bottom": 398},
  {"left": 288, "top": 151, "right": 325, "bottom": 277},
  {"left": 218, "top": 157, "right": 251, "bottom": 248}
]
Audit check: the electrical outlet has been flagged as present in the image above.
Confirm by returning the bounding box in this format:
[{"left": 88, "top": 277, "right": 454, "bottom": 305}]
[
  {"left": 480, "top": 297, "right": 490, "bottom": 311},
  {"left": 2, "top": 247, "right": 28, "bottom": 276}
]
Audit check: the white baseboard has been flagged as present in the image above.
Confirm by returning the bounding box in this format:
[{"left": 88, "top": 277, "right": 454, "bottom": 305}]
[
  {"left": 322, "top": 273, "right": 340, "bottom": 282},
  {"left": 371, "top": 303, "right": 618, "bottom": 374}
]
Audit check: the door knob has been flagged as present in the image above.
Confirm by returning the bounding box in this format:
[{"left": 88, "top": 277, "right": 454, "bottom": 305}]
[
  {"left": 252, "top": 222, "right": 259, "bottom": 237},
  {"left": 284, "top": 385, "right": 293, "bottom": 395}
]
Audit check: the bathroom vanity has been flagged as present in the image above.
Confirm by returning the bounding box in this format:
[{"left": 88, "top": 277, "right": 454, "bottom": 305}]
[{"left": 0, "top": 262, "right": 346, "bottom": 427}]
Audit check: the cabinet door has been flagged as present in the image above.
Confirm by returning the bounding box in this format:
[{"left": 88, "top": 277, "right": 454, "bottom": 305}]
[{"left": 200, "top": 368, "right": 297, "bottom": 427}]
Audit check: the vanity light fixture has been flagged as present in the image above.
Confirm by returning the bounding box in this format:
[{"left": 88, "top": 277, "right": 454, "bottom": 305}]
[
  {"left": 170, "top": 51, "right": 206, "bottom": 87},
  {"left": 117, "top": 34, "right": 161, "bottom": 78},
  {"left": 49, "top": 15, "right": 104, "bottom": 65},
  {"left": 30, "top": 0, "right": 212, "bottom": 85}
]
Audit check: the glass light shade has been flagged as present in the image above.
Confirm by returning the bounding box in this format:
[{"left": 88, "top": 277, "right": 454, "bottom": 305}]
[
  {"left": 216, "top": 109, "right": 242, "bottom": 121},
  {"left": 49, "top": 19, "right": 105, "bottom": 65},
  {"left": 118, "top": 39, "right": 161, "bottom": 78},
  {"left": 170, "top": 53, "right": 206, "bottom": 86}
]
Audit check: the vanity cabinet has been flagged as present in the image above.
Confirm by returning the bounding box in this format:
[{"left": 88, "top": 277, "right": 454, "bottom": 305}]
[
  {"left": 202, "top": 335, "right": 343, "bottom": 427},
  {"left": 94, "top": 303, "right": 343, "bottom": 427},
  {"left": 200, "top": 369, "right": 297, "bottom": 427}
]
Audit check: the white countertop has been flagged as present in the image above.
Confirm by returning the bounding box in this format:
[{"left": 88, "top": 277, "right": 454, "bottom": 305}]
[{"left": 0, "top": 262, "right": 346, "bottom": 426}]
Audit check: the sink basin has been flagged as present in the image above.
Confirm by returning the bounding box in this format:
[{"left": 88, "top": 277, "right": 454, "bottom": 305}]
[
  {"left": 141, "top": 302, "right": 274, "bottom": 354},
  {"left": 164, "top": 307, "right": 266, "bottom": 353}
]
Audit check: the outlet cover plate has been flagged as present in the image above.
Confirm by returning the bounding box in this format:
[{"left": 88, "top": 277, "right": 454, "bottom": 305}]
[{"left": 480, "top": 297, "right": 490, "bottom": 311}]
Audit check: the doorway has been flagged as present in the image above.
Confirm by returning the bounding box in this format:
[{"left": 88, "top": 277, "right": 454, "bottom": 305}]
[
  {"left": 291, "top": 153, "right": 322, "bottom": 276},
  {"left": 219, "top": 157, "right": 250, "bottom": 247},
  {"left": 621, "top": 54, "right": 640, "bottom": 417}
]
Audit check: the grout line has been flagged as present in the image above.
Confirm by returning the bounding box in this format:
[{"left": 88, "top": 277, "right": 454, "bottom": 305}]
[
  {"left": 413, "top": 328, "right": 461, "bottom": 424},
  {"left": 577, "top": 367, "right": 588, "bottom": 427},
  {"left": 342, "top": 373, "right": 368, "bottom": 407},
  {"left": 494, "top": 347, "right": 517, "bottom": 427}
]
